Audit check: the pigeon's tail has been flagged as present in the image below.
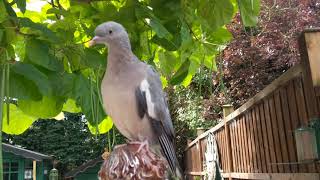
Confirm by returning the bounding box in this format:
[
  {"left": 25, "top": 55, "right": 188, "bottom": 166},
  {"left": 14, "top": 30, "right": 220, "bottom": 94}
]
[{"left": 159, "top": 135, "right": 184, "bottom": 180}]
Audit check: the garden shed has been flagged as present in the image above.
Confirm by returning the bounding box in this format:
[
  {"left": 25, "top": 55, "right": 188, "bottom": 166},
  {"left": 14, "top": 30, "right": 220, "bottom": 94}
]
[{"left": 3, "top": 143, "right": 52, "bottom": 180}]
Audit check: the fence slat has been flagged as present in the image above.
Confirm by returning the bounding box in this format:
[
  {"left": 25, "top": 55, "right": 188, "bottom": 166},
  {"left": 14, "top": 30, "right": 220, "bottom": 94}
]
[
  {"left": 230, "top": 122, "right": 236, "bottom": 172},
  {"left": 280, "top": 86, "right": 298, "bottom": 172},
  {"left": 287, "top": 79, "right": 308, "bottom": 172},
  {"left": 269, "top": 97, "right": 284, "bottom": 172},
  {"left": 274, "top": 91, "right": 291, "bottom": 173},
  {"left": 294, "top": 77, "right": 317, "bottom": 172},
  {"left": 263, "top": 99, "right": 278, "bottom": 173},
  {"left": 241, "top": 115, "right": 249, "bottom": 172},
  {"left": 255, "top": 105, "right": 267, "bottom": 173},
  {"left": 233, "top": 124, "right": 240, "bottom": 173},
  {"left": 239, "top": 117, "right": 246, "bottom": 173},
  {"left": 245, "top": 113, "right": 253, "bottom": 173},
  {"left": 239, "top": 116, "right": 246, "bottom": 172},
  {"left": 252, "top": 108, "right": 262, "bottom": 172},
  {"left": 259, "top": 103, "right": 271, "bottom": 173},
  {"left": 249, "top": 110, "right": 258, "bottom": 172}
]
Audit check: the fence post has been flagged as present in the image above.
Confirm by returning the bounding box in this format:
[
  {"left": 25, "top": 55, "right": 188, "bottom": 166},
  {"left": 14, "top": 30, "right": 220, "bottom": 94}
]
[
  {"left": 223, "top": 104, "right": 234, "bottom": 180},
  {"left": 299, "top": 30, "right": 320, "bottom": 121}
]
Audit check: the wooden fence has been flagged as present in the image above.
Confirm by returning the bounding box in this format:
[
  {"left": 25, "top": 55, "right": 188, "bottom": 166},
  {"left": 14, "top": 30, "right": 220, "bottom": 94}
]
[{"left": 184, "top": 29, "right": 320, "bottom": 180}]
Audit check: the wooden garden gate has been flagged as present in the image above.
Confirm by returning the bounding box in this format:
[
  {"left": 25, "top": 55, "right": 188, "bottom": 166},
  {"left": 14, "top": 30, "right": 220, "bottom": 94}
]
[{"left": 184, "top": 29, "right": 320, "bottom": 180}]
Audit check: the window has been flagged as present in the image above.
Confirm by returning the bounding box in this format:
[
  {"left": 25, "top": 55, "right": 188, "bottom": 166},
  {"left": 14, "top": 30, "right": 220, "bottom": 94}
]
[
  {"left": 3, "top": 161, "right": 19, "bottom": 180},
  {"left": 24, "top": 161, "right": 33, "bottom": 180}
]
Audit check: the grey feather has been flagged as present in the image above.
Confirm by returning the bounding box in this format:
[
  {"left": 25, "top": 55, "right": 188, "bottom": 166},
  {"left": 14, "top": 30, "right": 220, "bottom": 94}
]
[{"left": 135, "top": 87, "right": 147, "bottom": 119}]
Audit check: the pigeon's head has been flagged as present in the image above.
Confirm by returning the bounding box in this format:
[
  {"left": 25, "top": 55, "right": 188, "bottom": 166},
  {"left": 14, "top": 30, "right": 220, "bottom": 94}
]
[{"left": 89, "top": 21, "right": 131, "bottom": 49}]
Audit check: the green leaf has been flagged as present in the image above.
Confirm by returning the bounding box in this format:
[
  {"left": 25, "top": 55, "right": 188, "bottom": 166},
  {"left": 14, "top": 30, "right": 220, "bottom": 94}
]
[
  {"left": 238, "top": 0, "right": 260, "bottom": 26},
  {"left": 151, "top": 35, "right": 180, "bottom": 51},
  {"left": 3, "top": 0, "right": 17, "bottom": 17},
  {"left": 10, "top": 71, "right": 42, "bottom": 100},
  {"left": 0, "top": 29, "right": 4, "bottom": 43},
  {"left": 46, "top": 8, "right": 69, "bottom": 17},
  {"left": 48, "top": 72, "right": 75, "bottom": 97},
  {"left": 182, "top": 60, "right": 200, "bottom": 87},
  {"left": 180, "top": 21, "right": 193, "bottom": 50},
  {"left": 25, "top": 39, "right": 63, "bottom": 71},
  {"left": 59, "top": 0, "right": 70, "bottom": 10},
  {"left": 207, "top": 26, "right": 233, "bottom": 44},
  {"left": 158, "top": 50, "right": 180, "bottom": 77},
  {"left": 135, "top": 5, "right": 172, "bottom": 39},
  {"left": 2, "top": 104, "right": 36, "bottom": 135},
  {"left": 11, "top": 62, "right": 52, "bottom": 96},
  {"left": 160, "top": 75, "right": 168, "bottom": 88},
  {"left": 16, "top": 0, "right": 26, "bottom": 13},
  {"left": 18, "top": 96, "right": 65, "bottom": 119},
  {"left": 72, "top": 74, "right": 106, "bottom": 125},
  {"left": 63, "top": 99, "right": 81, "bottom": 113},
  {"left": 81, "top": 48, "right": 106, "bottom": 70},
  {"left": 0, "top": 0, "right": 7, "bottom": 23},
  {"left": 19, "top": 18, "right": 58, "bottom": 42},
  {"left": 169, "top": 59, "right": 191, "bottom": 85},
  {"left": 87, "top": 116, "right": 113, "bottom": 134},
  {"left": 199, "top": 0, "right": 234, "bottom": 30}
]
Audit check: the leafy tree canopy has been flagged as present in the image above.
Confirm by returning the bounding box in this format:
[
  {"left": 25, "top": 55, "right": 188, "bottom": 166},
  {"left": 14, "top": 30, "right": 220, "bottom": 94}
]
[
  {"left": 0, "top": 0, "right": 260, "bottom": 134},
  {"left": 2, "top": 113, "right": 125, "bottom": 173}
]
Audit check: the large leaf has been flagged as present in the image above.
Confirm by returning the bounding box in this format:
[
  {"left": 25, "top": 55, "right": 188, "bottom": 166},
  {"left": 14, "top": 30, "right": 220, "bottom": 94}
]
[
  {"left": 0, "top": 0, "right": 7, "bottom": 23},
  {"left": 2, "top": 104, "right": 36, "bottom": 135},
  {"left": 135, "top": 5, "right": 172, "bottom": 39},
  {"left": 19, "top": 18, "right": 58, "bottom": 42},
  {"left": 16, "top": 0, "right": 26, "bottom": 13},
  {"left": 48, "top": 72, "right": 75, "bottom": 97},
  {"left": 151, "top": 35, "right": 180, "bottom": 51},
  {"left": 18, "top": 96, "right": 65, "bottom": 119},
  {"left": 72, "top": 74, "right": 107, "bottom": 125},
  {"left": 169, "top": 59, "right": 191, "bottom": 85},
  {"left": 207, "top": 26, "right": 233, "bottom": 44},
  {"left": 158, "top": 50, "right": 180, "bottom": 77},
  {"left": 63, "top": 99, "right": 81, "bottom": 113},
  {"left": 10, "top": 71, "right": 42, "bottom": 100},
  {"left": 198, "top": 0, "right": 234, "bottom": 30},
  {"left": 81, "top": 48, "right": 106, "bottom": 70},
  {"left": 11, "top": 62, "right": 52, "bottom": 96},
  {"left": 3, "top": 0, "right": 16, "bottom": 17},
  {"left": 88, "top": 116, "right": 113, "bottom": 134},
  {"left": 25, "top": 39, "right": 63, "bottom": 71},
  {"left": 238, "top": 0, "right": 260, "bottom": 26}
]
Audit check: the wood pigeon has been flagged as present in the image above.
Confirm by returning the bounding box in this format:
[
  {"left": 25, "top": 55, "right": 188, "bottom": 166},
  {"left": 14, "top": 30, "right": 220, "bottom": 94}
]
[{"left": 90, "top": 21, "right": 183, "bottom": 179}]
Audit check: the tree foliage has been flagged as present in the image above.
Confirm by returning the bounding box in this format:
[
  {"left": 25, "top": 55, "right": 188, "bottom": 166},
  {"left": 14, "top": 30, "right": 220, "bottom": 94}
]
[
  {"left": 203, "top": 0, "right": 320, "bottom": 120},
  {"left": 2, "top": 113, "right": 125, "bottom": 173},
  {"left": 0, "top": 0, "right": 260, "bottom": 134}
]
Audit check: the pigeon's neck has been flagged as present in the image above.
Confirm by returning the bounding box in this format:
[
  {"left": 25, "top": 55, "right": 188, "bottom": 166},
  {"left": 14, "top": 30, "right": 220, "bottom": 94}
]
[{"left": 106, "top": 46, "right": 134, "bottom": 75}]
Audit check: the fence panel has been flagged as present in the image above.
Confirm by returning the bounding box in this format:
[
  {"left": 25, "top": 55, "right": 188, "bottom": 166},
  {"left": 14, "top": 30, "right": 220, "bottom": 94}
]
[{"left": 184, "top": 30, "right": 320, "bottom": 179}]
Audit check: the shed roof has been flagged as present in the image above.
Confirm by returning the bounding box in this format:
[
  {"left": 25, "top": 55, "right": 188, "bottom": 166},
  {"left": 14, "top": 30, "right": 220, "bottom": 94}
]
[
  {"left": 3, "top": 143, "right": 52, "bottom": 161},
  {"left": 64, "top": 157, "right": 103, "bottom": 178}
]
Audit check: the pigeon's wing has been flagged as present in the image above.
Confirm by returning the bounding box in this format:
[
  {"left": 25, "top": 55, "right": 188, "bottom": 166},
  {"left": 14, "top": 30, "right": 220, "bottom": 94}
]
[{"left": 135, "top": 64, "right": 180, "bottom": 175}]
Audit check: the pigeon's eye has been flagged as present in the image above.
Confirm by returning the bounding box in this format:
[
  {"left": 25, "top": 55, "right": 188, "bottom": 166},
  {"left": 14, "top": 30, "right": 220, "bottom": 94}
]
[{"left": 109, "top": 30, "right": 113, "bottom": 34}]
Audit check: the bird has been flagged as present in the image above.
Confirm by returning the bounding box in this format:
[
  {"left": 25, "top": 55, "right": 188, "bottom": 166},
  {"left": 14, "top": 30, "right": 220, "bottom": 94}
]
[{"left": 89, "top": 21, "right": 183, "bottom": 179}]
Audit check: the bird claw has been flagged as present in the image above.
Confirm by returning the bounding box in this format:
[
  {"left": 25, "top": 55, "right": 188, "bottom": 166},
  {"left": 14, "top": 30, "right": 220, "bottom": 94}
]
[{"left": 128, "top": 140, "right": 149, "bottom": 153}]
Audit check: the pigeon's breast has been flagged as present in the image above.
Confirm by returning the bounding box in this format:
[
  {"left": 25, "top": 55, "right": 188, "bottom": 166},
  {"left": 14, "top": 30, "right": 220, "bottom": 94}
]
[{"left": 100, "top": 68, "right": 155, "bottom": 141}]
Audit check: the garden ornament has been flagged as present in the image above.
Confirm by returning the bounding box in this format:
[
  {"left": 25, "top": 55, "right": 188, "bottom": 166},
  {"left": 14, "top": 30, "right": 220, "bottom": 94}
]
[{"left": 90, "top": 21, "right": 183, "bottom": 179}]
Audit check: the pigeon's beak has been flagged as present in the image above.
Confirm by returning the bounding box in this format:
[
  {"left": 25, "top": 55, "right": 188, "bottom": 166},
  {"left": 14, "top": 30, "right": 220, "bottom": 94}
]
[{"left": 89, "top": 36, "right": 101, "bottom": 47}]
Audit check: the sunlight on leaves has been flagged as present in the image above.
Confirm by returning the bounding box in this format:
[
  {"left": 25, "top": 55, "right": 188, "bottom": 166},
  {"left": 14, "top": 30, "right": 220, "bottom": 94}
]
[
  {"left": 88, "top": 116, "right": 113, "bottom": 134},
  {"left": 2, "top": 104, "right": 36, "bottom": 135}
]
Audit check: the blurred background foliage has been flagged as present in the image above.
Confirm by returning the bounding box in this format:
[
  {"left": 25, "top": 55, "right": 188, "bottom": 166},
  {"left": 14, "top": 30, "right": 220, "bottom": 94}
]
[
  {"left": 0, "top": 0, "right": 260, "bottom": 134},
  {"left": 0, "top": 0, "right": 263, "bottom": 174}
]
